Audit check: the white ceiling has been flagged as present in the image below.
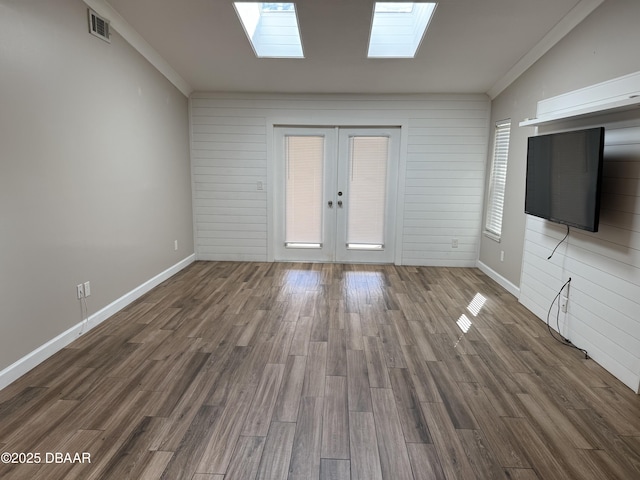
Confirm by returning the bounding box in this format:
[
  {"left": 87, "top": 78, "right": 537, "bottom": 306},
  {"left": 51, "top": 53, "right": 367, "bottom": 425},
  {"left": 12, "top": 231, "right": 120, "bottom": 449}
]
[{"left": 100, "top": 0, "right": 600, "bottom": 96}]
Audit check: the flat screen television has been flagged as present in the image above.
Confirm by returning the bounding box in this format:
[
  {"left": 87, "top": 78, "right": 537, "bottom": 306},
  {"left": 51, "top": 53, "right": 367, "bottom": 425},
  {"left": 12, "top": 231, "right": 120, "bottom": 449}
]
[{"left": 525, "top": 127, "right": 605, "bottom": 232}]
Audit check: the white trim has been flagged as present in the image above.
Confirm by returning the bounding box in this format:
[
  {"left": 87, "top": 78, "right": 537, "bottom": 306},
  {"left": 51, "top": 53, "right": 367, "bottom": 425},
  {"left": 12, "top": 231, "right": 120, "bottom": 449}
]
[
  {"left": 519, "top": 70, "right": 640, "bottom": 126},
  {"left": 0, "top": 255, "right": 195, "bottom": 392},
  {"left": 487, "top": 0, "right": 605, "bottom": 99},
  {"left": 188, "top": 97, "right": 199, "bottom": 260},
  {"left": 394, "top": 123, "right": 410, "bottom": 266},
  {"left": 483, "top": 230, "right": 501, "bottom": 243},
  {"left": 82, "top": 0, "right": 193, "bottom": 97},
  {"left": 476, "top": 260, "right": 520, "bottom": 298},
  {"left": 266, "top": 117, "right": 275, "bottom": 262}
]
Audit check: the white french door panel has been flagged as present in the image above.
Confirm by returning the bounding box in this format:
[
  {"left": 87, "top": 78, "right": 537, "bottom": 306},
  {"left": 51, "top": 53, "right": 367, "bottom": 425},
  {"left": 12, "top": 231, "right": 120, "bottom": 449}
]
[
  {"left": 273, "top": 126, "right": 400, "bottom": 263},
  {"left": 273, "top": 127, "right": 336, "bottom": 262},
  {"left": 336, "top": 128, "right": 399, "bottom": 263}
]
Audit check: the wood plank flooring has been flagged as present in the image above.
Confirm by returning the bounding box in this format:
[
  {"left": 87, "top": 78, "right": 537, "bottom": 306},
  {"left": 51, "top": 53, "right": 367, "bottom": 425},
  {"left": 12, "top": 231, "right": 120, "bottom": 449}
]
[{"left": 1, "top": 261, "right": 639, "bottom": 479}]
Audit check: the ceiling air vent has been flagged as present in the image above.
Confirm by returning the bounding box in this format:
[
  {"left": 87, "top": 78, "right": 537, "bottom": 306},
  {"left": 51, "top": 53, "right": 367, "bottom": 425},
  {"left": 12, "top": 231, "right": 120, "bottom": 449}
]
[{"left": 88, "top": 9, "right": 110, "bottom": 43}]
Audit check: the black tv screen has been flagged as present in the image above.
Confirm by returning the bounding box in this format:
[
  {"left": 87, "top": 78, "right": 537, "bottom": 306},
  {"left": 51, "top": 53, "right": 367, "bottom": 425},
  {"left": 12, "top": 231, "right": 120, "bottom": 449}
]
[{"left": 525, "top": 127, "right": 605, "bottom": 232}]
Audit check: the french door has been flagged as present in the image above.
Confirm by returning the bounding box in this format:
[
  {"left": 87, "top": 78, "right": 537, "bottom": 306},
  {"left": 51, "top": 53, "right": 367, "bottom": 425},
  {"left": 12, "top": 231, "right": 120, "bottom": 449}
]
[{"left": 274, "top": 126, "right": 399, "bottom": 263}]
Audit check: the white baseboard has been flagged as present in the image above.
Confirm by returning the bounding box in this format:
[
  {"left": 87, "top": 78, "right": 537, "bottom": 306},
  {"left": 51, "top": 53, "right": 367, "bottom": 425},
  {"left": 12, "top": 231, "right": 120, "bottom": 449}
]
[
  {"left": 476, "top": 260, "right": 521, "bottom": 298},
  {"left": 0, "top": 254, "right": 196, "bottom": 391}
]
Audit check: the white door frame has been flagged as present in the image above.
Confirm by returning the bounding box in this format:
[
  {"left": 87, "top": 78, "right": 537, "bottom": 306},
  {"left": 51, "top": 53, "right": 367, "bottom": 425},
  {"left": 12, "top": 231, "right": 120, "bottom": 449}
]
[{"left": 266, "top": 116, "right": 409, "bottom": 264}]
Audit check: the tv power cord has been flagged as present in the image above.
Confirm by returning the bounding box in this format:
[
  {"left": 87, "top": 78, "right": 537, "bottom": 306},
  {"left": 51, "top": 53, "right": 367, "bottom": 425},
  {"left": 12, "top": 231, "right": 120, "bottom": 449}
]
[{"left": 546, "top": 277, "right": 589, "bottom": 359}]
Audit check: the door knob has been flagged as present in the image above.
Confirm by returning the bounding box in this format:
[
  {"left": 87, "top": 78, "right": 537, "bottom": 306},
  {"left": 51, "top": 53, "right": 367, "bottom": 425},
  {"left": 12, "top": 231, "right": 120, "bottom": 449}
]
[
  {"left": 328, "top": 200, "right": 333, "bottom": 208},
  {"left": 337, "top": 200, "right": 343, "bottom": 207}
]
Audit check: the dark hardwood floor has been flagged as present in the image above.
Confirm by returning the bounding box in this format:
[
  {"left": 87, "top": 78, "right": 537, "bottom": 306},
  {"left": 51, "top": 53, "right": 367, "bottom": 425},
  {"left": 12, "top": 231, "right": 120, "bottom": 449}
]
[{"left": 1, "top": 261, "right": 639, "bottom": 479}]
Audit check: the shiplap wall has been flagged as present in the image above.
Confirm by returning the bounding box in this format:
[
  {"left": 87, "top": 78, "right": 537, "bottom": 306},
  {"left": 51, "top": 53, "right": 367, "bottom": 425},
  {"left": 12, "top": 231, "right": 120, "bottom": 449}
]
[
  {"left": 519, "top": 113, "right": 640, "bottom": 392},
  {"left": 190, "top": 93, "right": 490, "bottom": 265}
]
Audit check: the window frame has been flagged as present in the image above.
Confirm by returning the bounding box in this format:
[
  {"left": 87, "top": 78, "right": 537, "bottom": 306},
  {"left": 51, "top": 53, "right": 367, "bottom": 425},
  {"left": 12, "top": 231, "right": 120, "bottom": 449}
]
[{"left": 484, "top": 119, "right": 511, "bottom": 242}]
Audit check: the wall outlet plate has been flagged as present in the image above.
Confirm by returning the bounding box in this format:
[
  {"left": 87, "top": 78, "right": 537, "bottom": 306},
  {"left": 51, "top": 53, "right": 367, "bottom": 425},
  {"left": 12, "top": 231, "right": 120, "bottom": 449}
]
[{"left": 561, "top": 295, "right": 568, "bottom": 312}]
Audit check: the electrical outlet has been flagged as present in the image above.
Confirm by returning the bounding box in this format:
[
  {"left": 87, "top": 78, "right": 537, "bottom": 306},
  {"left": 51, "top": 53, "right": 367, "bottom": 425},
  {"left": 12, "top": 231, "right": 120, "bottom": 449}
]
[
  {"left": 452, "top": 238, "right": 459, "bottom": 248},
  {"left": 174, "top": 240, "right": 178, "bottom": 251},
  {"left": 561, "top": 295, "right": 568, "bottom": 313},
  {"left": 84, "top": 281, "right": 91, "bottom": 297},
  {"left": 76, "top": 284, "right": 84, "bottom": 299}
]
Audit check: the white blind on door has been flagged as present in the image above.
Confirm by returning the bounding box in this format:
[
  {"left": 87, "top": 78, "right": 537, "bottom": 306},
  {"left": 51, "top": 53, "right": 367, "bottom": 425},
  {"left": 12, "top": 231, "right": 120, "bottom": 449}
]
[
  {"left": 285, "top": 136, "right": 324, "bottom": 244},
  {"left": 347, "top": 136, "right": 388, "bottom": 246}
]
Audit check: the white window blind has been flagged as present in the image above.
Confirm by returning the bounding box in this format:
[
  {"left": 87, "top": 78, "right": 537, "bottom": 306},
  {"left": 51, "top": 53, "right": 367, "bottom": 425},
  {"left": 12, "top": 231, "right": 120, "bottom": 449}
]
[
  {"left": 485, "top": 119, "right": 511, "bottom": 240},
  {"left": 285, "top": 136, "right": 324, "bottom": 246},
  {"left": 347, "top": 136, "right": 389, "bottom": 248}
]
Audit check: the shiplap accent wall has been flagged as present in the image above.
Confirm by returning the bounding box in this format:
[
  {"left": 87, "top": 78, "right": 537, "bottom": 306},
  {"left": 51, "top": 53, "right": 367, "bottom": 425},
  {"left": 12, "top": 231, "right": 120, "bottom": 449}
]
[
  {"left": 190, "top": 93, "right": 490, "bottom": 266},
  {"left": 519, "top": 112, "right": 640, "bottom": 392}
]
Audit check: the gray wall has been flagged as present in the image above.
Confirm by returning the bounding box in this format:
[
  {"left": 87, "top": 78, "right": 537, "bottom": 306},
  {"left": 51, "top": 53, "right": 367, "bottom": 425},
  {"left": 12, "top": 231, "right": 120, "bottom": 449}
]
[
  {"left": 0, "top": 0, "right": 193, "bottom": 371},
  {"left": 479, "top": 0, "right": 640, "bottom": 287}
]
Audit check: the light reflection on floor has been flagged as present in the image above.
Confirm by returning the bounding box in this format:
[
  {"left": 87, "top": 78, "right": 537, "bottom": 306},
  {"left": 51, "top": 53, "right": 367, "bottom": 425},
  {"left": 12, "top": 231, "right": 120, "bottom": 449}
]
[
  {"left": 454, "top": 292, "right": 488, "bottom": 346},
  {"left": 344, "top": 271, "right": 385, "bottom": 289},
  {"left": 281, "top": 266, "right": 489, "bottom": 353},
  {"left": 282, "top": 269, "right": 322, "bottom": 290}
]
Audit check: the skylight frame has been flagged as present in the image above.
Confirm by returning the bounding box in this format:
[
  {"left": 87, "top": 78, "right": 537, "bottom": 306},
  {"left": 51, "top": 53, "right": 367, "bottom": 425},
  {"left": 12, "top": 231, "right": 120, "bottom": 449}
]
[
  {"left": 375, "top": 3, "right": 414, "bottom": 13},
  {"left": 261, "top": 3, "right": 295, "bottom": 12},
  {"left": 368, "top": 2, "right": 437, "bottom": 58},
  {"left": 234, "top": 2, "right": 304, "bottom": 58}
]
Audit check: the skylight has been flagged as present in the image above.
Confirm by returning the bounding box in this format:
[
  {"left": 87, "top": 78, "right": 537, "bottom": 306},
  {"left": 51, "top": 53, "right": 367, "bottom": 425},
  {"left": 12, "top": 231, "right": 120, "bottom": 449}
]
[
  {"left": 368, "top": 2, "right": 437, "bottom": 58},
  {"left": 234, "top": 3, "right": 304, "bottom": 58}
]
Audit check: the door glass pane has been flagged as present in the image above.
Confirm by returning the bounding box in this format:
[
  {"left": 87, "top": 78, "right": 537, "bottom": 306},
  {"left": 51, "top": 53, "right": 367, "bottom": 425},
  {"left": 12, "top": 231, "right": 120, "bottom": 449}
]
[
  {"left": 285, "top": 136, "right": 324, "bottom": 246},
  {"left": 347, "top": 136, "right": 388, "bottom": 248}
]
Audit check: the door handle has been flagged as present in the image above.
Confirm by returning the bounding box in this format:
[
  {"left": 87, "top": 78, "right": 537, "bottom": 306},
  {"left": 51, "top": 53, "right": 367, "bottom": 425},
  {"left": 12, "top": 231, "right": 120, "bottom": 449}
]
[
  {"left": 328, "top": 200, "right": 333, "bottom": 208},
  {"left": 337, "top": 200, "right": 343, "bottom": 207}
]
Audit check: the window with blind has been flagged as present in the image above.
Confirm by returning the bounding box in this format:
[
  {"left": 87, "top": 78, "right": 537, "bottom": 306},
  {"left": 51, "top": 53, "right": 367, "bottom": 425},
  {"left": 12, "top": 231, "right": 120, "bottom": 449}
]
[
  {"left": 346, "top": 136, "right": 389, "bottom": 249},
  {"left": 485, "top": 119, "right": 511, "bottom": 240},
  {"left": 285, "top": 135, "right": 324, "bottom": 247}
]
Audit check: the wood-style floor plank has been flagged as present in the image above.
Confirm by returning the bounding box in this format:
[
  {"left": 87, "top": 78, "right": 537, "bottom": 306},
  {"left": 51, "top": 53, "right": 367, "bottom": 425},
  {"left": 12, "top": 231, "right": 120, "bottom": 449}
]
[
  {"left": 0, "top": 261, "right": 638, "bottom": 480},
  {"left": 321, "top": 376, "right": 350, "bottom": 460},
  {"left": 320, "top": 459, "right": 351, "bottom": 480},
  {"left": 326, "top": 328, "right": 347, "bottom": 376},
  {"left": 457, "top": 381, "right": 529, "bottom": 469},
  {"left": 371, "top": 388, "right": 414, "bottom": 480},
  {"left": 256, "top": 422, "right": 296, "bottom": 480},
  {"left": 223, "top": 435, "right": 266, "bottom": 480},
  {"left": 388, "top": 367, "right": 432, "bottom": 444},
  {"left": 288, "top": 396, "right": 324, "bottom": 480},
  {"left": 346, "top": 349, "right": 372, "bottom": 412},
  {"left": 348, "top": 411, "right": 383, "bottom": 480},
  {"left": 406, "top": 443, "right": 446, "bottom": 480},
  {"left": 302, "top": 342, "right": 327, "bottom": 398},
  {"left": 420, "top": 402, "right": 478, "bottom": 480},
  {"left": 196, "top": 382, "right": 257, "bottom": 475},
  {"left": 242, "top": 363, "right": 285, "bottom": 437},
  {"left": 363, "top": 336, "right": 391, "bottom": 388},
  {"left": 273, "top": 355, "right": 306, "bottom": 423},
  {"left": 158, "top": 404, "right": 223, "bottom": 480}
]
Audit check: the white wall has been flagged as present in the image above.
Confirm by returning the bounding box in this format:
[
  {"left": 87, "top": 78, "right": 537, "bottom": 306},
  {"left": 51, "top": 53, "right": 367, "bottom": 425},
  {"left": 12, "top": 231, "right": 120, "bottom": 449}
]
[
  {"left": 521, "top": 113, "right": 640, "bottom": 393},
  {"left": 191, "top": 93, "right": 490, "bottom": 266},
  {"left": 0, "top": 0, "right": 193, "bottom": 375},
  {"left": 479, "top": 0, "right": 640, "bottom": 392}
]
